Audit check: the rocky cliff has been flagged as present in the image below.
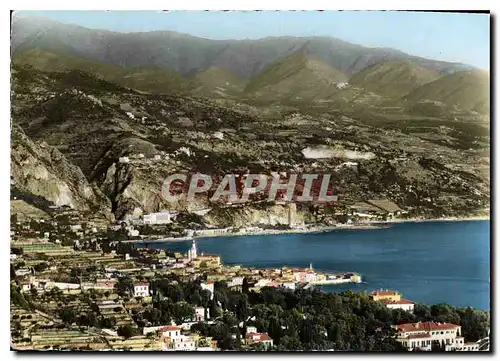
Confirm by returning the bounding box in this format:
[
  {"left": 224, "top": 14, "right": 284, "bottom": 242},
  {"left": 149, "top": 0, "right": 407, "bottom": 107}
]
[{"left": 11, "top": 125, "right": 113, "bottom": 218}]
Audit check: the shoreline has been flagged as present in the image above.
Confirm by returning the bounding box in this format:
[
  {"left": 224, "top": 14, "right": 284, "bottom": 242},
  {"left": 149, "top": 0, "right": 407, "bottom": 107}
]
[
  {"left": 136, "top": 216, "right": 489, "bottom": 244},
  {"left": 193, "top": 216, "right": 490, "bottom": 240}
]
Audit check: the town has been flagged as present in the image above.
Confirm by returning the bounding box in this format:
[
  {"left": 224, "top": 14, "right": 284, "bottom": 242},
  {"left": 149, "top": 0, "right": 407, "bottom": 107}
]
[{"left": 10, "top": 205, "right": 489, "bottom": 351}]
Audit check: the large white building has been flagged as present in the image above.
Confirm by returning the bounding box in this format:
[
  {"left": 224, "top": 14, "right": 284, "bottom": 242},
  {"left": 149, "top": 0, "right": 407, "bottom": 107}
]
[
  {"left": 394, "top": 321, "right": 465, "bottom": 351},
  {"left": 143, "top": 212, "right": 171, "bottom": 225}
]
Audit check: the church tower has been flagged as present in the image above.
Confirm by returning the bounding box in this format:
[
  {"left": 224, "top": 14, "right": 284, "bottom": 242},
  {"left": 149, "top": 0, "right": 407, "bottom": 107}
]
[{"left": 190, "top": 239, "right": 198, "bottom": 260}]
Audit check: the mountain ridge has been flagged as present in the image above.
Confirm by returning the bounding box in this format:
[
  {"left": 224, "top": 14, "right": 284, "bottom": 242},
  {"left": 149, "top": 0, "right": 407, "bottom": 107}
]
[{"left": 12, "top": 16, "right": 476, "bottom": 79}]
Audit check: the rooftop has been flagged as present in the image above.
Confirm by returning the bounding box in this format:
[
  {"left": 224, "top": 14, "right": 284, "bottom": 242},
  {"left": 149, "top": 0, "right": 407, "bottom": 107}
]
[
  {"left": 396, "top": 322, "right": 460, "bottom": 333},
  {"left": 371, "top": 290, "right": 400, "bottom": 296},
  {"left": 379, "top": 298, "right": 414, "bottom": 305}
]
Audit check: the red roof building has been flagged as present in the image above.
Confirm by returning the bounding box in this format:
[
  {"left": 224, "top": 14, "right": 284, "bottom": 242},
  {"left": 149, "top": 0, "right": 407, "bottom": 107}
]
[{"left": 394, "top": 322, "right": 465, "bottom": 351}]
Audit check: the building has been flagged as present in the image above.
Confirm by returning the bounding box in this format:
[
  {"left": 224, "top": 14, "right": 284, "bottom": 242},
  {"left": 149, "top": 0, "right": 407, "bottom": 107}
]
[
  {"left": 194, "top": 254, "right": 221, "bottom": 268},
  {"left": 245, "top": 332, "right": 274, "bottom": 350},
  {"left": 370, "top": 290, "right": 414, "bottom": 313},
  {"left": 187, "top": 240, "right": 198, "bottom": 261},
  {"left": 133, "top": 282, "right": 149, "bottom": 297},
  {"left": 461, "top": 342, "right": 480, "bottom": 351},
  {"left": 143, "top": 212, "right": 171, "bottom": 225},
  {"left": 370, "top": 290, "right": 402, "bottom": 302},
  {"left": 200, "top": 281, "right": 214, "bottom": 300},
  {"left": 163, "top": 335, "right": 196, "bottom": 351},
  {"left": 394, "top": 321, "right": 464, "bottom": 351},
  {"left": 194, "top": 306, "right": 209, "bottom": 322},
  {"left": 158, "top": 325, "right": 182, "bottom": 340}
]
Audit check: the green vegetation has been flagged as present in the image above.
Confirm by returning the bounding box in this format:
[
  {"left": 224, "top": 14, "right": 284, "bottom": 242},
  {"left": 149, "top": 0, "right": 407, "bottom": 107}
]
[
  {"left": 244, "top": 51, "right": 347, "bottom": 101},
  {"left": 137, "top": 277, "right": 489, "bottom": 351},
  {"left": 12, "top": 49, "right": 195, "bottom": 94},
  {"left": 349, "top": 60, "right": 440, "bottom": 98},
  {"left": 405, "top": 70, "right": 490, "bottom": 115}
]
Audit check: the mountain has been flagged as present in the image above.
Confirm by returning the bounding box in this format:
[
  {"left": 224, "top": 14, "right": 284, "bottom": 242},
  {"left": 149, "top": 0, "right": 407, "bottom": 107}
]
[
  {"left": 11, "top": 124, "right": 112, "bottom": 217},
  {"left": 405, "top": 70, "right": 490, "bottom": 114},
  {"left": 244, "top": 51, "right": 348, "bottom": 101},
  {"left": 12, "top": 49, "right": 195, "bottom": 94},
  {"left": 348, "top": 60, "right": 441, "bottom": 98},
  {"left": 11, "top": 15, "right": 475, "bottom": 79},
  {"left": 191, "top": 66, "right": 247, "bottom": 97},
  {"left": 11, "top": 65, "right": 490, "bottom": 221}
]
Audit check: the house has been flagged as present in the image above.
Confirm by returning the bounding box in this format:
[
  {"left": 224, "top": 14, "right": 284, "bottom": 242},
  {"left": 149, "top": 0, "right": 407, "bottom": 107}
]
[
  {"left": 370, "top": 290, "right": 415, "bottom": 313},
  {"left": 194, "top": 306, "right": 209, "bottom": 322},
  {"left": 163, "top": 335, "right": 196, "bottom": 351},
  {"left": 394, "top": 321, "right": 464, "bottom": 351},
  {"left": 200, "top": 281, "right": 214, "bottom": 300},
  {"left": 245, "top": 332, "right": 274, "bottom": 349},
  {"left": 133, "top": 282, "right": 149, "bottom": 297},
  {"left": 158, "top": 325, "right": 182, "bottom": 340},
  {"left": 282, "top": 282, "right": 296, "bottom": 290},
  {"left": 379, "top": 298, "right": 414, "bottom": 313},
  {"left": 370, "top": 290, "right": 401, "bottom": 302},
  {"left": 246, "top": 326, "right": 257, "bottom": 334}
]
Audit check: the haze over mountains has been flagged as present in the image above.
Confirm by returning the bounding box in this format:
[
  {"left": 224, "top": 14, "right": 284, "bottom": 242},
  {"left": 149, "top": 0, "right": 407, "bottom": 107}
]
[{"left": 11, "top": 16, "right": 490, "bottom": 115}]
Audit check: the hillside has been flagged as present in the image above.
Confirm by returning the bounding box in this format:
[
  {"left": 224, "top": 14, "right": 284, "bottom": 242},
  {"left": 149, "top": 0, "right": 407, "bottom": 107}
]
[
  {"left": 10, "top": 65, "right": 490, "bottom": 221},
  {"left": 349, "top": 60, "right": 441, "bottom": 98},
  {"left": 11, "top": 16, "right": 474, "bottom": 78},
  {"left": 12, "top": 49, "right": 195, "bottom": 94},
  {"left": 405, "top": 70, "right": 490, "bottom": 115},
  {"left": 244, "top": 51, "right": 348, "bottom": 101},
  {"left": 191, "top": 66, "right": 247, "bottom": 97},
  {"left": 11, "top": 124, "right": 112, "bottom": 218}
]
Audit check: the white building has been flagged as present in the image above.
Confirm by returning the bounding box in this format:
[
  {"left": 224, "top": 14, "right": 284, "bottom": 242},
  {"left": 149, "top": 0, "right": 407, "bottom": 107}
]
[
  {"left": 380, "top": 298, "right": 415, "bottom": 313},
  {"left": 187, "top": 240, "right": 198, "bottom": 261},
  {"left": 370, "top": 290, "right": 415, "bottom": 313},
  {"left": 394, "top": 321, "right": 465, "bottom": 351},
  {"left": 246, "top": 326, "right": 258, "bottom": 334},
  {"left": 282, "top": 282, "right": 296, "bottom": 290},
  {"left": 200, "top": 281, "right": 214, "bottom": 300},
  {"left": 159, "top": 325, "right": 182, "bottom": 340},
  {"left": 194, "top": 306, "right": 209, "bottom": 322},
  {"left": 118, "top": 156, "right": 130, "bottom": 163},
  {"left": 143, "top": 212, "right": 171, "bottom": 225},
  {"left": 133, "top": 282, "right": 149, "bottom": 297},
  {"left": 461, "top": 342, "right": 480, "bottom": 351}
]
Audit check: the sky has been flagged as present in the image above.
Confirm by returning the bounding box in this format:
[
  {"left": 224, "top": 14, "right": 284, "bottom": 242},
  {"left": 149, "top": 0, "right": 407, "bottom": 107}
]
[{"left": 14, "top": 11, "right": 490, "bottom": 70}]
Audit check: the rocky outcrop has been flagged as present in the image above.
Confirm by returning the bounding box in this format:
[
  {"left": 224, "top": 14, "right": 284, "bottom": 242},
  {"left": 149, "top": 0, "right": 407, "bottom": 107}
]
[{"left": 11, "top": 125, "right": 112, "bottom": 218}]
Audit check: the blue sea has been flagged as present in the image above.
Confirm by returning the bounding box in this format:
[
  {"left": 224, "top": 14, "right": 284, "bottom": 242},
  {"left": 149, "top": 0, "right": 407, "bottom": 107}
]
[{"left": 139, "top": 220, "right": 490, "bottom": 310}]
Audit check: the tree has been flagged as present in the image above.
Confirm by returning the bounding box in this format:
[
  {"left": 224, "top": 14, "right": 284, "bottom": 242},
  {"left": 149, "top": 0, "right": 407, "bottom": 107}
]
[
  {"left": 117, "top": 325, "right": 136, "bottom": 339},
  {"left": 115, "top": 277, "right": 133, "bottom": 296}
]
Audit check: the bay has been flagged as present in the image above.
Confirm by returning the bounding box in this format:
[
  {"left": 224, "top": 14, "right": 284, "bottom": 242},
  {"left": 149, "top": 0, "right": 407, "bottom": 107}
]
[{"left": 140, "top": 220, "right": 490, "bottom": 310}]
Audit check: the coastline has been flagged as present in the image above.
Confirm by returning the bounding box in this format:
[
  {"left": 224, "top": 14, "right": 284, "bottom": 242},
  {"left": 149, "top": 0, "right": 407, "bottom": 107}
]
[
  {"left": 136, "top": 216, "right": 490, "bottom": 244},
  {"left": 192, "top": 216, "right": 490, "bottom": 240}
]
